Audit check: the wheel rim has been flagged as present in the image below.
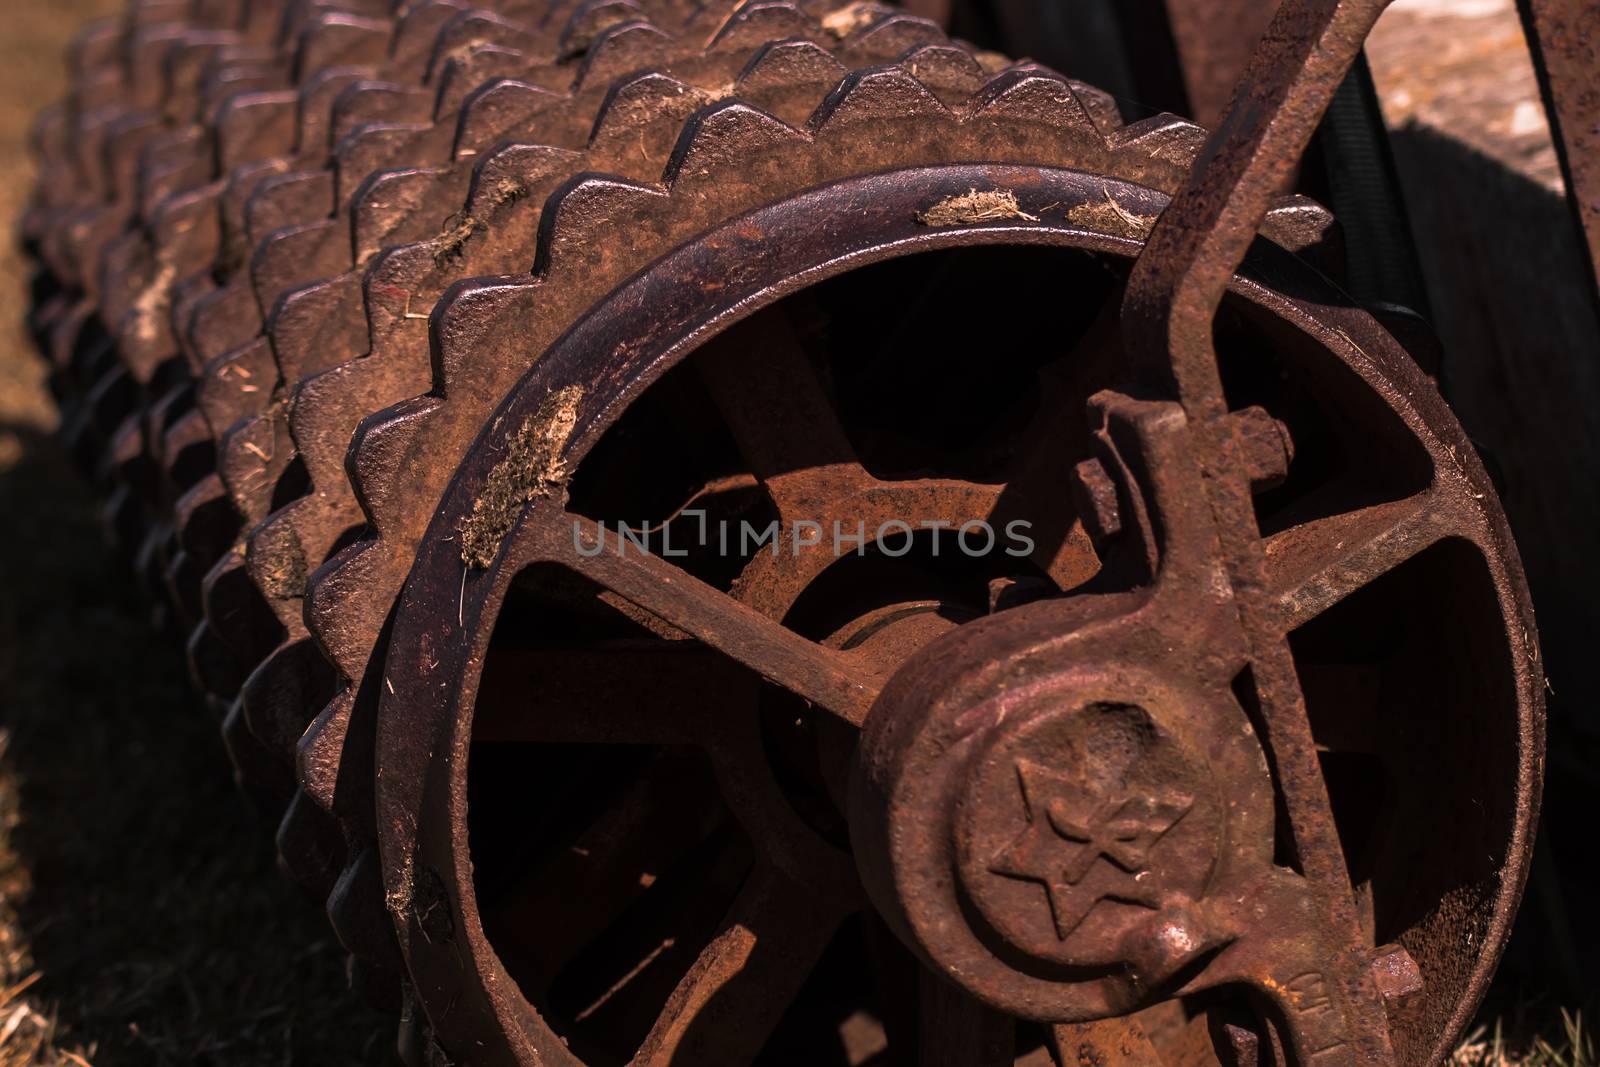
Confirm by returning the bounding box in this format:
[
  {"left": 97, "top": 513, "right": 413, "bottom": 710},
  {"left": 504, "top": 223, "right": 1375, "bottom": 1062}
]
[{"left": 375, "top": 164, "right": 1541, "bottom": 1066}]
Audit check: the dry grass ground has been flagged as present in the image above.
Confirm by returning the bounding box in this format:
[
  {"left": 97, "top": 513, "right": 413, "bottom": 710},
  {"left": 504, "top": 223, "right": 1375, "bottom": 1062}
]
[{"left": 0, "top": 2, "right": 1588, "bottom": 1066}]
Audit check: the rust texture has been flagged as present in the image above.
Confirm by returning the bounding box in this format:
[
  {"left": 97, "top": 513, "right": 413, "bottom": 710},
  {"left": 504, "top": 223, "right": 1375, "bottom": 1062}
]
[{"left": 18, "top": 0, "right": 1559, "bottom": 1063}]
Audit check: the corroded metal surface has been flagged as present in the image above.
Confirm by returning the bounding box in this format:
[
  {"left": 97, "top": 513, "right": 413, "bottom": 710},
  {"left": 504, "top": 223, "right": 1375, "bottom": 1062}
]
[{"left": 21, "top": 0, "right": 1555, "bottom": 1063}]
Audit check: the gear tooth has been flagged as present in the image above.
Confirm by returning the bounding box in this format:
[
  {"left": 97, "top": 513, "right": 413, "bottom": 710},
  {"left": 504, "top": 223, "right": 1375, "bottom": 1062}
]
[
  {"left": 306, "top": 539, "right": 386, "bottom": 679},
  {"left": 166, "top": 548, "right": 207, "bottom": 627},
  {"left": 83, "top": 358, "right": 136, "bottom": 441},
  {"left": 297, "top": 68, "right": 382, "bottom": 156},
  {"left": 348, "top": 395, "right": 447, "bottom": 533},
  {"left": 248, "top": 170, "right": 337, "bottom": 241},
  {"left": 278, "top": 382, "right": 378, "bottom": 576},
  {"left": 843, "top": 11, "right": 946, "bottom": 57},
  {"left": 251, "top": 219, "right": 349, "bottom": 319},
  {"left": 455, "top": 78, "right": 565, "bottom": 159},
  {"left": 198, "top": 337, "right": 275, "bottom": 444},
  {"left": 67, "top": 16, "right": 122, "bottom": 77},
  {"left": 329, "top": 846, "right": 405, "bottom": 970},
  {"left": 267, "top": 273, "right": 367, "bottom": 383},
  {"left": 134, "top": 526, "right": 176, "bottom": 613},
  {"left": 203, "top": 545, "right": 287, "bottom": 673},
  {"left": 431, "top": 278, "right": 539, "bottom": 389},
  {"left": 560, "top": 0, "right": 647, "bottom": 55},
  {"left": 162, "top": 406, "right": 214, "bottom": 487},
  {"left": 214, "top": 89, "right": 300, "bottom": 173},
  {"left": 353, "top": 166, "right": 459, "bottom": 261},
  {"left": 967, "top": 67, "right": 1099, "bottom": 138},
  {"left": 218, "top": 412, "right": 291, "bottom": 525},
  {"left": 361, "top": 244, "right": 445, "bottom": 349},
  {"left": 334, "top": 122, "right": 447, "bottom": 205},
  {"left": 98, "top": 229, "right": 152, "bottom": 330},
  {"left": 247, "top": 507, "right": 313, "bottom": 613},
  {"left": 168, "top": 33, "right": 244, "bottom": 112},
  {"left": 140, "top": 129, "right": 213, "bottom": 220},
  {"left": 732, "top": 38, "right": 847, "bottom": 125},
  {"left": 896, "top": 42, "right": 986, "bottom": 97},
  {"left": 242, "top": 637, "right": 337, "bottom": 763},
  {"left": 100, "top": 483, "right": 145, "bottom": 556},
  {"left": 170, "top": 273, "right": 220, "bottom": 376},
  {"left": 588, "top": 72, "right": 713, "bottom": 154},
  {"left": 115, "top": 274, "right": 179, "bottom": 381},
  {"left": 532, "top": 175, "right": 667, "bottom": 287},
  {"left": 709, "top": 1, "right": 818, "bottom": 50},
  {"left": 464, "top": 142, "right": 580, "bottom": 219},
  {"left": 574, "top": 20, "right": 673, "bottom": 89},
  {"left": 278, "top": 787, "right": 348, "bottom": 899},
  {"left": 1109, "top": 113, "right": 1208, "bottom": 171},
  {"left": 435, "top": 43, "right": 538, "bottom": 119},
  {"left": 21, "top": 106, "right": 69, "bottom": 245},
  {"left": 176, "top": 473, "right": 238, "bottom": 572},
  {"left": 222, "top": 697, "right": 295, "bottom": 812},
  {"left": 393, "top": 0, "right": 475, "bottom": 64},
  {"left": 1063, "top": 78, "right": 1124, "bottom": 132},
  {"left": 807, "top": 63, "right": 949, "bottom": 134},
  {"left": 298, "top": 684, "right": 356, "bottom": 811},
  {"left": 428, "top": 9, "right": 538, "bottom": 83},
  {"left": 128, "top": 24, "right": 188, "bottom": 108},
  {"left": 331, "top": 81, "right": 435, "bottom": 148},
  {"left": 104, "top": 399, "right": 142, "bottom": 460},
  {"left": 664, "top": 100, "right": 807, "bottom": 187},
  {"left": 220, "top": 160, "right": 289, "bottom": 260},
  {"left": 293, "top": 12, "right": 393, "bottom": 81}
]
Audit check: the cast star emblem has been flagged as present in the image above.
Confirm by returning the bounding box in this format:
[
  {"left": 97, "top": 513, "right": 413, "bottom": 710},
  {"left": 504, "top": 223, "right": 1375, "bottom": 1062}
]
[{"left": 988, "top": 758, "right": 1193, "bottom": 938}]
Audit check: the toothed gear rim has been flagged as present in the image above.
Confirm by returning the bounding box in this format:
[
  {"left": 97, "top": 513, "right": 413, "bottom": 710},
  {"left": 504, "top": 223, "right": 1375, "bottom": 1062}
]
[
  {"left": 21, "top": 3, "right": 1540, "bottom": 1063},
  {"left": 374, "top": 166, "right": 1539, "bottom": 1065}
]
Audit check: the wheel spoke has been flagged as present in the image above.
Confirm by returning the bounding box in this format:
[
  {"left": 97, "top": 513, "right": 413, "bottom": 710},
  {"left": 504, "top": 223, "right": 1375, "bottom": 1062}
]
[
  {"left": 474, "top": 640, "right": 756, "bottom": 745},
  {"left": 1264, "top": 488, "right": 1461, "bottom": 630},
  {"left": 694, "top": 307, "right": 872, "bottom": 522},
  {"left": 524, "top": 508, "right": 883, "bottom": 726},
  {"left": 630, "top": 863, "right": 849, "bottom": 1067}
]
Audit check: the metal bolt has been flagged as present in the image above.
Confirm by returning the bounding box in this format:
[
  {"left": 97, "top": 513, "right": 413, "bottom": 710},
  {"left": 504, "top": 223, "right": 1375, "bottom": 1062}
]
[
  {"left": 1212, "top": 1020, "right": 1263, "bottom": 1067},
  {"left": 1071, "top": 457, "right": 1122, "bottom": 546},
  {"left": 1230, "top": 406, "right": 1295, "bottom": 490},
  {"left": 1369, "top": 943, "right": 1424, "bottom": 1002}
]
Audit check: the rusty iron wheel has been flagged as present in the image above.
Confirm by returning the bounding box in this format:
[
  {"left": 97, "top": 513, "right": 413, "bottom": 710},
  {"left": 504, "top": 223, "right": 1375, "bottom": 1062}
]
[{"left": 374, "top": 165, "right": 1541, "bottom": 1066}]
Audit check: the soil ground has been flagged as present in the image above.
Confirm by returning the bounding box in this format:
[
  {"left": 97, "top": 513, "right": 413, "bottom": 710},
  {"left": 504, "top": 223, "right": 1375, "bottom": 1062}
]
[{"left": 0, "top": 3, "right": 391, "bottom": 1064}]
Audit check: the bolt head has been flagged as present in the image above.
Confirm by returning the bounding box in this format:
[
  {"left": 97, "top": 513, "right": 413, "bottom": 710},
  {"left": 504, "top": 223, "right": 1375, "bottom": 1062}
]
[
  {"left": 1370, "top": 943, "right": 1424, "bottom": 1002},
  {"left": 1230, "top": 406, "right": 1294, "bottom": 490}
]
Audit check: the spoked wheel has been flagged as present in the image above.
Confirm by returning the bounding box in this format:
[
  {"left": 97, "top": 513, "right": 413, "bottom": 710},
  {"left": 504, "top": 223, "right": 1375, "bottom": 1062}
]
[{"left": 374, "top": 168, "right": 1540, "bottom": 1066}]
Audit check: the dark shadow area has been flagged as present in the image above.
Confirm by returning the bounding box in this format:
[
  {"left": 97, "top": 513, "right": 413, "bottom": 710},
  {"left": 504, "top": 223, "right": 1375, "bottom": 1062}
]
[
  {"left": 1389, "top": 120, "right": 1600, "bottom": 1010},
  {"left": 0, "top": 423, "right": 392, "bottom": 1065}
]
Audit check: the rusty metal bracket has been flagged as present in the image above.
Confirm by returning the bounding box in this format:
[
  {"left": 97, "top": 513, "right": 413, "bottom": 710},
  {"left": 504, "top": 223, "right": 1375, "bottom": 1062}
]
[
  {"left": 1117, "top": 0, "right": 1403, "bottom": 1061},
  {"left": 1518, "top": 0, "right": 1600, "bottom": 306}
]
